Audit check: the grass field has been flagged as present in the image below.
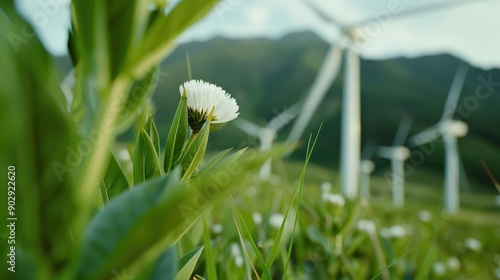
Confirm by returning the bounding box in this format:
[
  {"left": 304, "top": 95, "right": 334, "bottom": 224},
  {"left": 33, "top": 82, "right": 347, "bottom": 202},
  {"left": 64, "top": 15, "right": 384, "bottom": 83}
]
[{"left": 175, "top": 157, "right": 500, "bottom": 279}]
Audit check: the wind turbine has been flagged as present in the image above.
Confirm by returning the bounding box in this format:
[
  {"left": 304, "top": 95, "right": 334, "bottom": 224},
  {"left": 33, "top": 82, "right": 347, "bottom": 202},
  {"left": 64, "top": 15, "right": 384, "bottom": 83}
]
[
  {"left": 377, "top": 116, "right": 413, "bottom": 208},
  {"left": 288, "top": 0, "right": 490, "bottom": 200},
  {"left": 234, "top": 103, "right": 300, "bottom": 180},
  {"left": 408, "top": 64, "right": 469, "bottom": 214},
  {"left": 359, "top": 140, "right": 377, "bottom": 199}
]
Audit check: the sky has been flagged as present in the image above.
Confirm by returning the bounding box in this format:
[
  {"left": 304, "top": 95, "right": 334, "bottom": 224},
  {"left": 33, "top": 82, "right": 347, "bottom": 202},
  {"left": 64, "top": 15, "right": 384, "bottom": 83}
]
[{"left": 16, "top": 0, "right": 500, "bottom": 69}]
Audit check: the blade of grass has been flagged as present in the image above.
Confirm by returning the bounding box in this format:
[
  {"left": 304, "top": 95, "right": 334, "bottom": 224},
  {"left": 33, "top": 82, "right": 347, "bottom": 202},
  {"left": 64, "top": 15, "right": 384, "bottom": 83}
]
[
  {"left": 282, "top": 125, "right": 322, "bottom": 279},
  {"left": 232, "top": 216, "right": 260, "bottom": 280},
  {"left": 228, "top": 193, "right": 272, "bottom": 280},
  {"left": 202, "top": 217, "right": 218, "bottom": 280},
  {"left": 370, "top": 224, "right": 449, "bottom": 280}
]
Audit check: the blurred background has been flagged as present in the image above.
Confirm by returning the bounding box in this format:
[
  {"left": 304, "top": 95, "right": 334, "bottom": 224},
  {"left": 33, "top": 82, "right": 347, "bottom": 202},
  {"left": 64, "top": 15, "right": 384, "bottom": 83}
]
[{"left": 15, "top": 0, "right": 500, "bottom": 195}]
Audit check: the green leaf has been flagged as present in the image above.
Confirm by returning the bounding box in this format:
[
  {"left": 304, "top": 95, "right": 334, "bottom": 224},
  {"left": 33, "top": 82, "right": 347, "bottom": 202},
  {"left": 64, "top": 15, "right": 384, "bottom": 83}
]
[
  {"left": 194, "top": 148, "right": 233, "bottom": 179},
  {"left": 106, "top": 0, "right": 140, "bottom": 78},
  {"left": 175, "top": 246, "right": 204, "bottom": 280},
  {"left": 77, "top": 146, "right": 288, "bottom": 280},
  {"left": 202, "top": 218, "right": 218, "bottom": 280},
  {"left": 99, "top": 151, "right": 130, "bottom": 203},
  {"left": 144, "top": 115, "right": 161, "bottom": 157},
  {"left": 134, "top": 128, "right": 161, "bottom": 184},
  {"left": 0, "top": 13, "right": 79, "bottom": 279},
  {"left": 150, "top": 246, "right": 178, "bottom": 280},
  {"left": 164, "top": 93, "right": 188, "bottom": 173},
  {"left": 117, "top": 67, "right": 159, "bottom": 132},
  {"left": 180, "top": 111, "right": 212, "bottom": 180},
  {"left": 129, "top": 0, "right": 219, "bottom": 78}
]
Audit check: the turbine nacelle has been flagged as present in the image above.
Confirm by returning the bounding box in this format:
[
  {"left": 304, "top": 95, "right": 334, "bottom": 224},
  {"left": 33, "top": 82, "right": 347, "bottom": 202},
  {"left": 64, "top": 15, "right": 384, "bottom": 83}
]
[
  {"left": 378, "top": 146, "right": 410, "bottom": 161},
  {"left": 440, "top": 119, "right": 468, "bottom": 138},
  {"left": 360, "top": 159, "right": 375, "bottom": 174}
]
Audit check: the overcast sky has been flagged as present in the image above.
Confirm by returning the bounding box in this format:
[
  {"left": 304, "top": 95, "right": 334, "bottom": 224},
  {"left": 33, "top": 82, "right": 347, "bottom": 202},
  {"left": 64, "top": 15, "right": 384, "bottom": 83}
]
[{"left": 16, "top": 0, "right": 500, "bottom": 69}]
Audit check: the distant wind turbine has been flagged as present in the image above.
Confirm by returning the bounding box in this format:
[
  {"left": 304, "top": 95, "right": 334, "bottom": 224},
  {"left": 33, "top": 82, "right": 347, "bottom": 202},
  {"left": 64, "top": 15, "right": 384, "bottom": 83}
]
[
  {"left": 289, "top": 0, "right": 490, "bottom": 200},
  {"left": 408, "top": 64, "right": 469, "bottom": 214},
  {"left": 377, "top": 116, "right": 412, "bottom": 207},
  {"left": 234, "top": 103, "right": 300, "bottom": 180}
]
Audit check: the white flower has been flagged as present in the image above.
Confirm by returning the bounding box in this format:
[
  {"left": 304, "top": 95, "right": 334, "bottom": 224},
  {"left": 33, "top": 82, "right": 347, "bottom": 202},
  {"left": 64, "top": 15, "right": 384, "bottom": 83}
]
[
  {"left": 356, "top": 219, "right": 375, "bottom": 234},
  {"left": 380, "top": 225, "right": 406, "bottom": 239},
  {"left": 432, "top": 261, "right": 447, "bottom": 275},
  {"left": 446, "top": 257, "right": 460, "bottom": 271},
  {"left": 418, "top": 210, "right": 433, "bottom": 223},
  {"left": 211, "top": 223, "right": 223, "bottom": 234},
  {"left": 321, "top": 182, "right": 332, "bottom": 193},
  {"left": 269, "top": 213, "right": 285, "bottom": 229},
  {"left": 252, "top": 213, "right": 263, "bottom": 225},
  {"left": 322, "top": 193, "right": 345, "bottom": 207},
  {"left": 180, "top": 79, "right": 239, "bottom": 133},
  {"left": 230, "top": 243, "right": 244, "bottom": 268},
  {"left": 465, "top": 237, "right": 481, "bottom": 252}
]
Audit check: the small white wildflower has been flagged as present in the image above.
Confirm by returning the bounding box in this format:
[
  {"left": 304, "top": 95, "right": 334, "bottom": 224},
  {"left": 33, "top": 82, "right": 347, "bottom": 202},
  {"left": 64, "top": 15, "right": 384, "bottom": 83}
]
[
  {"left": 230, "top": 243, "right": 243, "bottom": 267},
  {"left": 446, "top": 257, "right": 460, "bottom": 271},
  {"left": 246, "top": 186, "right": 258, "bottom": 197},
  {"left": 380, "top": 225, "right": 406, "bottom": 239},
  {"left": 180, "top": 79, "right": 239, "bottom": 133},
  {"left": 418, "top": 210, "right": 433, "bottom": 223},
  {"left": 356, "top": 219, "right": 375, "bottom": 234},
  {"left": 211, "top": 223, "right": 223, "bottom": 234},
  {"left": 465, "top": 237, "right": 481, "bottom": 252},
  {"left": 269, "top": 213, "right": 285, "bottom": 229},
  {"left": 432, "top": 261, "right": 447, "bottom": 276},
  {"left": 322, "top": 193, "right": 345, "bottom": 207},
  {"left": 235, "top": 255, "right": 244, "bottom": 267},
  {"left": 321, "top": 182, "right": 332, "bottom": 193},
  {"left": 252, "top": 213, "right": 263, "bottom": 225}
]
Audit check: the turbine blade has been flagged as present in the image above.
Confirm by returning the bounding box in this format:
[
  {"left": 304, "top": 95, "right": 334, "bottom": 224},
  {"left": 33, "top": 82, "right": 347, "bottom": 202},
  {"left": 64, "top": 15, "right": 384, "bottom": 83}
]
[
  {"left": 377, "top": 146, "right": 395, "bottom": 159},
  {"left": 347, "top": 0, "right": 495, "bottom": 30},
  {"left": 361, "top": 140, "right": 378, "bottom": 160},
  {"left": 287, "top": 44, "right": 342, "bottom": 142},
  {"left": 408, "top": 124, "right": 440, "bottom": 147},
  {"left": 441, "top": 63, "right": 469, "bottom": 120},
  {"left": 268, "top": 101, "right": 301, "bottom": 132},
  {"left": 233, "top": 118, "right": 262, "bottom": 137},
  {"left": 392, "top": 115, "right": 413, "bottom": 146},
  {"left": 301, "top": 0, "right": 347, "bottom": 29}
]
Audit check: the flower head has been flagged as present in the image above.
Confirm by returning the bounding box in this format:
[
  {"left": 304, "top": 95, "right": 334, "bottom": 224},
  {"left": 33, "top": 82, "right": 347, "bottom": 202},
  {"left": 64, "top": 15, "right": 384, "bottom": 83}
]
[{"left": 180, "top": 79, "right": 239, "bottom": 133}]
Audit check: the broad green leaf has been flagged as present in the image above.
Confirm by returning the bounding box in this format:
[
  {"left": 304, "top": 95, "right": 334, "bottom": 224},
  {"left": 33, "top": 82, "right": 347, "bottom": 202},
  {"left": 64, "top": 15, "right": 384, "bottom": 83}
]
[
  {"left": 106, "top": 0, "right": 140, "bottom": 78},
  {"left": 150, "top": 246, "right": 178, "bottom": 280},
  {"left": 77, "top": 146, "right": 287, "bottom": 280},
  {"left": 134, "top": 129, "right": 161, "bottom": 184},
  {"left": 72, "top": 0, "right": 110, "bottom": 95},
  {"left": 175, "top": 246, "right": 204, "bottom": 280},
  {"left": 0, "top": 13, "right": 79, "bottom": 279},
  {"left": 180, "top": 111, "right": 212, "bottom": 180},
  {"left": 144, "top": 115, "right": 161, "bottom": 157},
  {"left": 129, "top": 0, "right": 219, "bottom": 78},
  {"left": 117, "top": 67, "right": 159, "bottom": 132},
  {"left": 99, "top": 151, "right": 130, "bottom": 203},
  {"left": 164, "top": 92, "right": 188, "bottom": 173}
]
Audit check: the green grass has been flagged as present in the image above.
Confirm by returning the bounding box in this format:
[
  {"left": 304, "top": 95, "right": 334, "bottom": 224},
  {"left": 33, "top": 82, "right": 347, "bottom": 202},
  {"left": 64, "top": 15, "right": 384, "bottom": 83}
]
[{"left": 177, "top": 158, "right": 500, "bottom": 279}]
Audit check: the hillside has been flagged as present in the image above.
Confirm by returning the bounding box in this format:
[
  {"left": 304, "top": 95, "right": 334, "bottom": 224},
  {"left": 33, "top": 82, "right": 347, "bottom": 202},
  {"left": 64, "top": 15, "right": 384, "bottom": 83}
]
[
  {"left": 149, "top": 32, "right": 500, "bottom": 192},
  {"left": 55, "top": 31, "right": 500, "bottom": 193}
]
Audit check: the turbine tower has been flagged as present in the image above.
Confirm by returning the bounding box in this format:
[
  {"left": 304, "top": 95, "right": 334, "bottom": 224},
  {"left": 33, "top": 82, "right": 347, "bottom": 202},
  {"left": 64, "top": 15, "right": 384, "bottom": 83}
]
[
  {"left": 377, "top": 116, "right": 412, "bottom": 207},
  {"left": 234, "top": 103, "right": 300, "bottom": 180},
  {"left": 408, "top": 64, "right": 469, "bottom": 214},
  {"left": 289, "top": 0, "right": 489, "bottom": 200}
]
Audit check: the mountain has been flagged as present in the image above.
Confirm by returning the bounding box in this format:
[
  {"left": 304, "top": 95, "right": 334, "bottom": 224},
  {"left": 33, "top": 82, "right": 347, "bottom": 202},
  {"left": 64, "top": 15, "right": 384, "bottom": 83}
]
[{"left": 54, "top": 31, "right": 500, "bottom": 192}]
